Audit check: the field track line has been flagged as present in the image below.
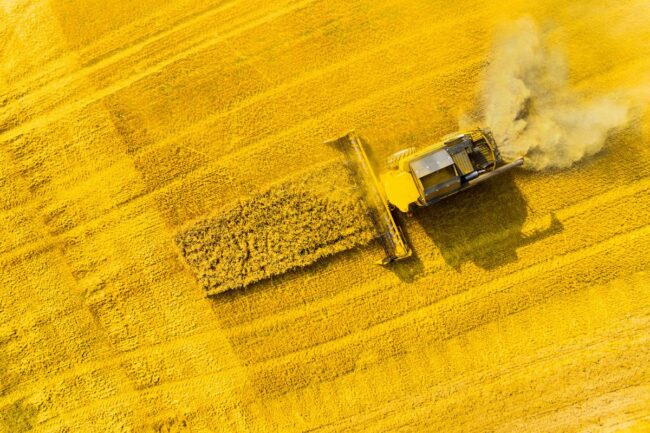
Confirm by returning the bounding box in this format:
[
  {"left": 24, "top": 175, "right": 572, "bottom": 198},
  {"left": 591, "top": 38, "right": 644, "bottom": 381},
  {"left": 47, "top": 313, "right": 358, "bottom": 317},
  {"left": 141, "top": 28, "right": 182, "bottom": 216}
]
[
  {"left": 137, "top": 55, "right": 645, "bottom": 226},
  {"left": 127, "top": 49, "right": 650, "bottom": 195},
  {"left": 6, "top": 59, "right": 639, "bottom": 261},
  {"left": 237, "top": 222, "right": 650, "bottom": 366},
  {"left": 0, "top": 0, "right": 321, "bottom": 143},
  {"left": 0, "top": 55, "right": 485, "bottom": 249},
  {"left": 0, "top": 0, "right": 470, "bottom": 148},
  {"left": 303, "top": 328, "right": 650, "bottom": 432},
  {"left": 76, "top": 0, "right": 243, "bottom": 68},
  {"left": 1, "top": 49, "right": 641, "bottom": 248},
  {"left": 224, "top": 227, "right": 649, "bottom": 362},
  {"left": 0, "top": 309, "right": 243, "bottom": 411},
  {"left": 44, "top": 324, "right": 650, "bottom": 429},
  {"left": 0, "top": 134, "right": 648, "bottom": 272},
  {"left": 492, "top": 387, "right": 650, "bottom": 433},
  {"left": 358, "top": 382, "right": 650, "bottom": 433},
  {"left": 0, "top": 46, "right": 638, "bottom": 248},
  {"left": 3, "top": 0, "right": 643, "bottom": 147},
  {"left": 21, "top": 22, "right": 484, "bottom": 202},
  {"left": 2, "top": 218, "right": 648, "bottom": 415},
  {"left": 2, "top": 26, "right": 643, "bottom": 227},
  {"left": 8, "top": 22, "right": 636, "bottom": 243},
  {"left": 1, "top": 0, "right": 233, "bottom": 90},
  {"left": 598, "top": 414, "right": 650, "bottom": 433},
  {"left": 225, "top": 172, "right": 650, "bottom": 336},
  {"left": 13, "top": 289, "right": 650, "bottom": 429},
  {"left": 129, "top": 16, "right": 476, "bottom": 156},
  {"left": 1, "top": 0, "right": 295, "bottom": 102},
  {"left": 3, "top": 0, "right": 469, "bottom": 108}
]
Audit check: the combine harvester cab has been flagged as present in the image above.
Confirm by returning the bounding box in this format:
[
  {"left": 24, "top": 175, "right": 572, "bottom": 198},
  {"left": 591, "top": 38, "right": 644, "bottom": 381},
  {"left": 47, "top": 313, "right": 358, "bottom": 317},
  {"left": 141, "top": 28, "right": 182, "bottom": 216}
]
[{"left": 328, "top": 129, "right": 523, "bottom": 265}]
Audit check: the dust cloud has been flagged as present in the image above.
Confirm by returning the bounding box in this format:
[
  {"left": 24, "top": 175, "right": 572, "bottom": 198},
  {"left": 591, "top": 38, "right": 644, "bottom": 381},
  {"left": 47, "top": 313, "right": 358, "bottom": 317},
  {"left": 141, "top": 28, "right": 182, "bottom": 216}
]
[{"left": 482, "top": 17, "right": 629, "bottom": 170}]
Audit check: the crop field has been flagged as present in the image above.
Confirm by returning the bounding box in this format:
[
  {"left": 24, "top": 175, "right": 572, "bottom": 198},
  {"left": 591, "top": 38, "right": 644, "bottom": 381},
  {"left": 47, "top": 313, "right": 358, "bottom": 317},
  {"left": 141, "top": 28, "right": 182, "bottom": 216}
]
[{"left": 1, "top": 0, "right": 650, "bottom": 432}]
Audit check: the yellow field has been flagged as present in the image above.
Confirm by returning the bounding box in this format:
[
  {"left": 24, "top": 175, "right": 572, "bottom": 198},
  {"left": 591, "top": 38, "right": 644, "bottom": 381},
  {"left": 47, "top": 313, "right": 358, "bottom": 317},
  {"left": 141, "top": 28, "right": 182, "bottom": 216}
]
[{"left": 1, "top": 0, "right": 650, "bottom": 431}]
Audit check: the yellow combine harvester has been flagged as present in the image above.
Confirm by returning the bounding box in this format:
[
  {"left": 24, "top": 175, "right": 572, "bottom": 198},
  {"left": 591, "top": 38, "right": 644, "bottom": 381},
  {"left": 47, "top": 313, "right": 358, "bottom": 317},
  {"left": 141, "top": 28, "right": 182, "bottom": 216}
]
[{"left": 328, "top": 129, "right": 524, "bottom": 264}]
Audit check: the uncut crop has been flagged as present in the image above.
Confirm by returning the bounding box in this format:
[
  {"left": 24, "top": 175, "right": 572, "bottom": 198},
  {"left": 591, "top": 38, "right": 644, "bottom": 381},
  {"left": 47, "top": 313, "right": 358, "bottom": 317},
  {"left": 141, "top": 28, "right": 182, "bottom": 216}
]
[{"left": 175, "top": 162, "right": 375, "bottom": 294}]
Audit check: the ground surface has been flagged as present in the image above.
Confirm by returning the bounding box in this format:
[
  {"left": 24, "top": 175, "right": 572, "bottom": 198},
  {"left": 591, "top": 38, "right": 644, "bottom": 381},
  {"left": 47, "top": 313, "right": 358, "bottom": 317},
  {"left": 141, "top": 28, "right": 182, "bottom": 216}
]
[{"left": 1, "top": 0, "right": 650, "bottom": 432}]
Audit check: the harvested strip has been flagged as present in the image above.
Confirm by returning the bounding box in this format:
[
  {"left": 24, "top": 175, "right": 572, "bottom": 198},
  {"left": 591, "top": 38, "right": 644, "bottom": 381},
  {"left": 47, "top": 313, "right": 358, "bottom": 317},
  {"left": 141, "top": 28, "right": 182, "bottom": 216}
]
[{"left": 175, "top": 161, "right": 375, "bottom": 295}]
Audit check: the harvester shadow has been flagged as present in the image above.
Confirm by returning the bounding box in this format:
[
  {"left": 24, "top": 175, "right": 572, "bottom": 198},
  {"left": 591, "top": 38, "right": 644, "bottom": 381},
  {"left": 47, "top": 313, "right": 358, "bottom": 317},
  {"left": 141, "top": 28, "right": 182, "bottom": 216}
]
[{"left": 413, "top": 172, "right": 562, "bottom": 270}]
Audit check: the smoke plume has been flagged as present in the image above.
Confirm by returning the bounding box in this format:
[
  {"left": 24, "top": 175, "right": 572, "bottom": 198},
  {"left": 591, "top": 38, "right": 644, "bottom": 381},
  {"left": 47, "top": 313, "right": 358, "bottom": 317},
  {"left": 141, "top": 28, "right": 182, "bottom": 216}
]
[{"left": 483, "top": 17, "right": 629, "bottom": 170}]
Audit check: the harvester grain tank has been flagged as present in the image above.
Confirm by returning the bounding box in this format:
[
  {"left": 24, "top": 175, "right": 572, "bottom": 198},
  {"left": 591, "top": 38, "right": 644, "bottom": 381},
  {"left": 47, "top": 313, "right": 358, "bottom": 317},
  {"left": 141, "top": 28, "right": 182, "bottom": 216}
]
[{"left": 327, "top": 129, "right": 523, "bottom": 264}]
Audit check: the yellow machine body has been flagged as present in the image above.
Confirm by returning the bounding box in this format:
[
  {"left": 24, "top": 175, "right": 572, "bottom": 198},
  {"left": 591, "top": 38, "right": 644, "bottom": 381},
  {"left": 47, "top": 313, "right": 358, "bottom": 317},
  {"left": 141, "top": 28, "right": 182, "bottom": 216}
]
[
  {"left": 328, "top": 129, "right": 523, "bottom": 264},
  {"left": 381, "top": 129, "right": 505, "bottom": 213}
]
